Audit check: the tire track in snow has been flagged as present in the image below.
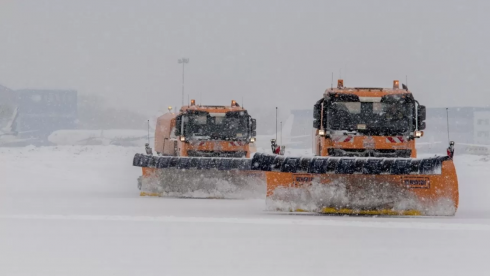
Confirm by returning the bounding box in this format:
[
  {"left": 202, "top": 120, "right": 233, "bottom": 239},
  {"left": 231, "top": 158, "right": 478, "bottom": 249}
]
[{"left": 1, "top": 214, "right": 490, "bottom": 231}]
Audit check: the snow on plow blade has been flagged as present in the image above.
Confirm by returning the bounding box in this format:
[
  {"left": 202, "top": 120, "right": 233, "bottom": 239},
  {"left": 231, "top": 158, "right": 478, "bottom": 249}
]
[
  {"left": 251, "top": 153, "right": 459, "bottom": 216},
  {"left": 133, "top": 153, "right": 458, "bottom": 215},
  {"left": 133, "top": 154, "right": 265, "bottom": 199}
]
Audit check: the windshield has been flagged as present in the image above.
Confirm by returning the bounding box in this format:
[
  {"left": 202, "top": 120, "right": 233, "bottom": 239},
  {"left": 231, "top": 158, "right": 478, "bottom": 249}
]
[
  {"left": 183, "top": 111, "right": 251, "bottom": 140},
  {"left": 328, "top": 101, "right": 413, "bottom": 136}
]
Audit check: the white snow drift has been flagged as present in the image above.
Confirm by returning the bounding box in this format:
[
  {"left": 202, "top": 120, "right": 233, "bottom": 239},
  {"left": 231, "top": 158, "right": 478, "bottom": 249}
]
[{"left": 1, "top": 146, "right": 490, "bottom": 276}]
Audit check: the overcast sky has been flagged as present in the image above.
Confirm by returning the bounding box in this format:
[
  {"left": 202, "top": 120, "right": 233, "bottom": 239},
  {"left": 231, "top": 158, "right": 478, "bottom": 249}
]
[{"left": 0, "top": 0, "right": 489, "bottom": 114}]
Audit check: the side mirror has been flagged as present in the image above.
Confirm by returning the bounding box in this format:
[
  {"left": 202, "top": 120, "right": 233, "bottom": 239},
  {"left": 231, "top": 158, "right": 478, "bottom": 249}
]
[
  {"left": 417, "top": 105, "right": 426, "bottom": 130},
  {"left": 252, "top": 131, "right": 257, "bottom": 137},
  {"left": 313, "top": 99, "right": 322, "bottom": 119},
  {"left": 313, "top": 105, "right": 321, "bottom": 120},
  {"left": 251, "top": 118, "right": 257, "bottom": 131},
  {"left": 313, "top": 99, "right": 324, "bottom": 129},
  {"left": 174, "top": 115, "right": 182, "bottom": 136},
  {"left": 313, "top": 119, "right": 320, "bottom": 128},
  {"left": 417, "top": 105, "right": 426, "bottom": 121}
]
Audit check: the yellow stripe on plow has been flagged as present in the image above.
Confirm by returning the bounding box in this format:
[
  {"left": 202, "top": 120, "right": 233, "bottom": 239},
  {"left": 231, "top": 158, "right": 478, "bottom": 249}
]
[{"left": 140, "top": 191, "right": 162, "bottom": 197}]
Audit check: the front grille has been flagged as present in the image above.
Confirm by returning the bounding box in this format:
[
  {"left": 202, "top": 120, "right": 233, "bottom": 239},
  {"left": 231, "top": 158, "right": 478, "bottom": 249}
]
[{"left": 328, "top": 148, "right": 411, "bottom": 158}]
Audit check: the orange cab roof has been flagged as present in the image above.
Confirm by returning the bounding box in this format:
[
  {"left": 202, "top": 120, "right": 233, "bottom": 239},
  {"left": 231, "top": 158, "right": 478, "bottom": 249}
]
[
  {"left": 179, "top": 105, "right": 245, "bottom": 113},
  {"left": 324, "top": 80, "right": 412, "bottom": 97},
  {"left": 324, "top": 87, "right": 412, "bottom": 98}
]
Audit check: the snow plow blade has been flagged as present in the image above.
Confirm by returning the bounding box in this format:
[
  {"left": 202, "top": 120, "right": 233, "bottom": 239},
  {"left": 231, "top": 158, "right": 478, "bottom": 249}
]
[
  {"left": 251, "top": 153, "right": 459, "bottom": 216},
  {"left": 133, "top": 154, "right": 265, "bottom": 199},
  {"left": 133, "top": 153, "right": 458, "bottom": 215}
]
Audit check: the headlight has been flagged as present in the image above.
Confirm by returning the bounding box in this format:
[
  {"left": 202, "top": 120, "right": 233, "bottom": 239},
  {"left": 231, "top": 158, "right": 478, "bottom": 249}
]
[
  {"left": 180, "top": 136, "right": 186, "bottom": 142},
  {"left": 250, "top": 137, "right": 256, "bottom": 143},
  {"left": 415, "top": 131, "right": 424, "bottom": 138},
  {"left": 318, "top": 129, "right": 325, "bottom": 136}
]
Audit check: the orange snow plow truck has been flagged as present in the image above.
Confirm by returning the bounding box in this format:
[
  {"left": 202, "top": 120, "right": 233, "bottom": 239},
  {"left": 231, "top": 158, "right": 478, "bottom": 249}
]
[
  {"left": 264, "top": 79, "right": 458, "bottom": 216},
  {"left": 137, "top": 100, "right": 264, "bottom": 198},
  {"left": 134, "top": 81, "right": 458, "bottom": 215}
]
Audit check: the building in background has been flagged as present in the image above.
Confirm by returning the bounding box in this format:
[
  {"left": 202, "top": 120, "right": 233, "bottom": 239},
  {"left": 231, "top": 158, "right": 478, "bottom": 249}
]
[
  {"left": 15, "top": 89, "right": 78, "bottom": 143},
  {"left": 473, "top": 111, "right": 490, "bottom": 145},
  {"left": 0, "top": 84, "right": 15, "bottom": 104},
  {"left": 1, "top": 83, "right": 78, "bottom": 146},
  {"left": 0, "top": 84, "right": 16, "bottom": 131},
  {"left": 423, "top": 107, "right": 490, "bottom": 151}
]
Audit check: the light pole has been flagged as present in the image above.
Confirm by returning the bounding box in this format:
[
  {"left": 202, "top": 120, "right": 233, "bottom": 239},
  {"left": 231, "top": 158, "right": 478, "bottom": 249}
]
[
  {"left": 280, "top": 121, "right": 282, "bottom": 145},
  {"left": 178, "top": 58, "right": 189, "bottom": 107},
  {"left": 275, "top": 107, "right": 278, "bottom": 141}
]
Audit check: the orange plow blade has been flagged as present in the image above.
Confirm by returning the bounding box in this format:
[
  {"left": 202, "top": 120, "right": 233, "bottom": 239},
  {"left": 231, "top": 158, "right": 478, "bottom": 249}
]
[
  {"left": 134, "top": 155, "right": 265, "bottom": 199},
  {"left": 262, "top": 155, "right": 458, "bottom": 216},
  {"left": 133, "top": 153, "right": 458, "bottom": 215}
]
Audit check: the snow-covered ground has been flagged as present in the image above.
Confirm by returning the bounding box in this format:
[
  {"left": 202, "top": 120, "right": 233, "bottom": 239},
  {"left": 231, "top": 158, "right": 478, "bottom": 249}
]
[{"left": 1, "top": 146, "right": 490, "bottom": 275}]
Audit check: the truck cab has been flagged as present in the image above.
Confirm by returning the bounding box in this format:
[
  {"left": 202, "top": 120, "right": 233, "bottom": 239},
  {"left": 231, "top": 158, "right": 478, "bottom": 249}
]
[
  {"left": 155, "top": 100, "right": 257, "bottom": 158},
  {"left": 313, "top": 80, "right": 426, "bottom": 158}
]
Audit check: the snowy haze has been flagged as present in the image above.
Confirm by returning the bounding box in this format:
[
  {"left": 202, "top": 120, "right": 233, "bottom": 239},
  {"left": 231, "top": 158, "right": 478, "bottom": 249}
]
[
  {"left": 1, "top": 0, "right": 489, "bottom": 115},
  {"left": 1, "top": 146, "right": 490, "bottom": 275}
]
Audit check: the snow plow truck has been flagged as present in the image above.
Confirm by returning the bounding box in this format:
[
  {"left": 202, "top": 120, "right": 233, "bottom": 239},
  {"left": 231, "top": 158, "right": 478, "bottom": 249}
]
[
  {"left": 134, "top": 80, "right": 458, "bottom": 216},
  {"left": 137, "top": 100, "right": 264, "bottom": 198}
]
